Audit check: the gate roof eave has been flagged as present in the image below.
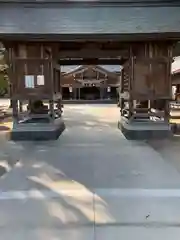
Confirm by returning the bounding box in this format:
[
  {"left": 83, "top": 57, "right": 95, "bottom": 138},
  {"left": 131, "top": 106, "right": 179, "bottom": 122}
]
[
  {"left": 1, "top": 33, "right": 180, "bottom": 42},
  {"left": 0, "top": 5, "right": 180, "bottom": 40}
]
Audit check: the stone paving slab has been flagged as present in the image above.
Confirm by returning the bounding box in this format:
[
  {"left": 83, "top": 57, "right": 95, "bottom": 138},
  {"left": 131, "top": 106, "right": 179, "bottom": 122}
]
[
  {"left": 0, "top": 192, "right": 94, "bottom": 229},
  {"left": 0, "top": 227, "right": 94, "bottom": 240},
  {"left": 95, "top": 226, "right": 180, "bottom": 240},
  {"left": 94, "top": 189, "right": 180, "bottom": 225}
]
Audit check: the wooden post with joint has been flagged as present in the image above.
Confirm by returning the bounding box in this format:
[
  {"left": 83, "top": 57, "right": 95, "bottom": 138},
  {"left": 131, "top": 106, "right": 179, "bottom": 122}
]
[
  {"left": 49, "top": 44, "right": 59, "bottom": 119},
  {"left": 165, "top": 43, "right": 173, "bottom": 123},
  {"left": 52, "top": 43, "right": 62, "bottom": 114},
  {"left": 8, "top": 45, "right": 18, "bottom": 123},
  {"left": 3, "top": 43, "right": 13, "bottom": 109},
  {"left": 120, "top": 67, "right": 124, "bottom": 114},
  {"left": 19, "top": 44, "right": 27, "bottom": 116},
  {"left": 58, "top": 64, "right": 62, "bottom": 113},
  {"left": 129, "top": 45, "right": 134, "bottom": 119},
  {"left": 19, "top": 101, "right": 23, "bottom": 112}
]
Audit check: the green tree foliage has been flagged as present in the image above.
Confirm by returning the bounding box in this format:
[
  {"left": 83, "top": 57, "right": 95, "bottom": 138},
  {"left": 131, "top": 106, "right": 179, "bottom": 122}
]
[
  {"left": 0, "top": 73, "right": 8, "bottom": 95},
  {"left": 0, "top": 47, "right": 8, "bottom": 96}
]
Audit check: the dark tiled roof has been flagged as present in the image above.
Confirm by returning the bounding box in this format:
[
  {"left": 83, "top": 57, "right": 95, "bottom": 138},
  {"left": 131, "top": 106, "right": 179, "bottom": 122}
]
[
  {"left": 0, "top": 5, "right": 180, "bottom": 36},
  {"left": 0, "top": 1, "right": 180, "bottom": 5}
]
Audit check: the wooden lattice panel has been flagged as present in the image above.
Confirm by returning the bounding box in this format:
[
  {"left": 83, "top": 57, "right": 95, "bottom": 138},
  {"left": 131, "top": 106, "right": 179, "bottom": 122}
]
[
  {"left": 151, "top": 62, "right": 169, "bottom": 96},
  {"left": 132, "top": 58, "right": 171, "bottom": 99},
  {"left": 7, "top": 43, "right": 62, "bottom": 100},
  {"left": 12, "top": 59, "right": 52, "bottom": 99},
  {"left": 122, "top": 59, "right": 131, "bottom": 92},
  {"left": 133, "top": 62, "right": 150, "bottom": 97}
]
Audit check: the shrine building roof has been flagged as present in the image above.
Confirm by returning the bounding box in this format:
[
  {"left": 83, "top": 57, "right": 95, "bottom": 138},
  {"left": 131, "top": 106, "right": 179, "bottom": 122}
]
[{"left": 61, "top": 65, "right": 121, "bottom": 74}]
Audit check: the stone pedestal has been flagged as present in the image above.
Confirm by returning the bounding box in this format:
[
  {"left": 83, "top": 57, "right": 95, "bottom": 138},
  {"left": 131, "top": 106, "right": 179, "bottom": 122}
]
[
  {"left": 10, "top": 117, "right": 65, "bottom": 141},
  {"left": 119, "top": 117, "right": 172, "bottom": 140}
]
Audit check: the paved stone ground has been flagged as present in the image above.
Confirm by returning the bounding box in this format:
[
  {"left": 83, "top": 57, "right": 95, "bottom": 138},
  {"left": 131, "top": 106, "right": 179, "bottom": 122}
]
[{"left": 0, "top": 104, "right": 180, "bottom": 239}]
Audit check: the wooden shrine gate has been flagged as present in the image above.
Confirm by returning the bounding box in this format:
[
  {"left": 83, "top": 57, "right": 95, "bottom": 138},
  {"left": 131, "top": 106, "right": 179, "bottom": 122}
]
[
  {"left": 0, "top": 0, "right": 180, "bottom": 140},
  {"left": 119, "top": 42, "right": 173, "bottom": 139}
]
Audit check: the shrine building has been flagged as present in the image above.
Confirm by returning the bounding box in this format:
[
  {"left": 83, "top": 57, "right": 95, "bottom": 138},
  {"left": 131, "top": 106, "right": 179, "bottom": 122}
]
[{"left": 61, "top": 65, "right": 120, "bottom": 101}]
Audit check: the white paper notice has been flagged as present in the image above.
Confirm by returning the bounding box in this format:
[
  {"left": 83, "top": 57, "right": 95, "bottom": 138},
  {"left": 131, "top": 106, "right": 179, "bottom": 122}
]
[
  {"left": 37, "top": 75, "right": 45, "bottom": 86},
  {"left": 25, "top": 75, "right": 34, "bottom": 88}
]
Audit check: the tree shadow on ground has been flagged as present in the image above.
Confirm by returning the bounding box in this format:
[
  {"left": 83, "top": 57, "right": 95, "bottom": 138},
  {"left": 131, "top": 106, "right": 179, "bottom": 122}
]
[
  {"left": 0, "top": 159, "right": 113, "bottom": 240},
  {"left": 0, "top": 106, "right": 117, "bottom": 235},
  {"left": 0, "top": 165, "right": 7, "bottom": 177},
  {"left": 0, "top": 105, "right": 12, "bottom": 131}
]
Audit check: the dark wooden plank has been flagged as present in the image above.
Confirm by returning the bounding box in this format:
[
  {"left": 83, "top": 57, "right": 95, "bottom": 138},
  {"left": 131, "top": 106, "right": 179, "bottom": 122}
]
[{"left": 59, "top": 50, "right": 129, "bottom": 59}]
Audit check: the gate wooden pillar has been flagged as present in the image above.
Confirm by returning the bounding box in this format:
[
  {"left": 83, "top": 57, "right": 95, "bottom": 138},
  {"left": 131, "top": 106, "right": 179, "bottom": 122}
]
[
  {"left": 4, "top": 42, "right": 65, "bottom": 141},
  {"left": 119, "top": 41, "right": 173, "bottom": 140}
]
